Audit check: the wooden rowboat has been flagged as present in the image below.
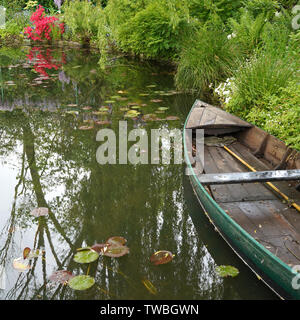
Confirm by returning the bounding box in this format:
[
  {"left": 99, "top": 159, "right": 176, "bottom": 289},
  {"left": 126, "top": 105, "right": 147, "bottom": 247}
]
[{"left": 183, "top": 99, "right": 300, "bottom": 300}]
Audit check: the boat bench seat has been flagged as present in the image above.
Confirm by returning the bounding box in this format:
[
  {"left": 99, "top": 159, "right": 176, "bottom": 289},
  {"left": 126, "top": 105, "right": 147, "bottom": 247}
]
[{"left": 198, "top": 169, "right": 300, "bottom": 185}]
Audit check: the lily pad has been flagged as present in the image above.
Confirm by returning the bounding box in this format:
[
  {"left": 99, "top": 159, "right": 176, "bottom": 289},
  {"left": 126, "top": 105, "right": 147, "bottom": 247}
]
[
  {"left": 91, "top": 243, "right": 109, "bottom": 254},
  {"left": 151, "top": 99, "right": 163, "bottom": 103},
  {"left": 103, "top": 245, "right": 129, "bottom": 258},
  {"left": 31, "top": 207, "right": 49, "bottom": 218},
  {"left": 95, "top": 120, "right": 111, "bottom": 125},
  {"left": 216, "top": 265, "right": 239, "bottom": 278},
  {"left": 157, "top": 107, "right": 169, "bottom": 111},
  {"left": 74, "top": 249, "right": 99, "bottom": 264},
  {"left": 79, "top": 125, "right": 94, "bottom": 130},
  {"left": 106, "top": 236, "right": 127, "bottom": 247},
  {"left": 49, "top": 270, "right": 74, "bottom": 284},
  {"left": 23, "top": 247, "right": 31, "bottom": 260},
  {"left": 150, "top": 251, "right": 174, "bottom": 266},
  {"left": 13, "top": 258, "right": 31, "bottom": 272},
  {"left": 165, "top": 116, "right": 180, "bottom": 121},
  {"left": 68, "top": 275, "right": 95, "bottom": 291}
]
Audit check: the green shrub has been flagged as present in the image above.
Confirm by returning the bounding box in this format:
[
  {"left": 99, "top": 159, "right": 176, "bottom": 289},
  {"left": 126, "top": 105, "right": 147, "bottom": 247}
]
[
  {"left": 105, "top": 0, "right": 191, "bottom": 59},
  {"left": 175, "top": 23, "right": 240, "bottom": 93},
  {"left": 246, "top": 82, "right": 300, "bottom": 150},
  {"left": 188, "top": 0, "right": 243, "bottom": 23},
  {"left": 229, "top": 10, "right": 269, "bottom": 56},
  {"left": 243, "top": 0, "right": 280, "bottom": 18},
  {"left": 62, "top": 0, "right": 104, "bottom": 45}
]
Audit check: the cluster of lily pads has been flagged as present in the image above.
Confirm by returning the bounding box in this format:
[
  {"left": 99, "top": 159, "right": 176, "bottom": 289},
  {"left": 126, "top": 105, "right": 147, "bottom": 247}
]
[{"left": 13, "top": 206, "right": 239, "bottom": 293}]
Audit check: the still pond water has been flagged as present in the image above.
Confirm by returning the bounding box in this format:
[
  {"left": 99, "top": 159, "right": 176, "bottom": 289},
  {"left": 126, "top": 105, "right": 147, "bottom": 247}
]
[{"left": 0, "top": 46, "right": 276, "bottom": 300}]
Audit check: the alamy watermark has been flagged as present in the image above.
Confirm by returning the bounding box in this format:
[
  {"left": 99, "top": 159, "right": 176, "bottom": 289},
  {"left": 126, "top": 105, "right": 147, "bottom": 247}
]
[
  {"left": 0, "top": 6, "right": 6, "bottom": 29},
  {"left": 95, "top": 121, "right": 204, "bottom": 176},
  {"left": 292, "top": 5, "right": 300, "bottom": 30},
  {"left": 292, "top": 265, "right": 300, "bottom": 290}
]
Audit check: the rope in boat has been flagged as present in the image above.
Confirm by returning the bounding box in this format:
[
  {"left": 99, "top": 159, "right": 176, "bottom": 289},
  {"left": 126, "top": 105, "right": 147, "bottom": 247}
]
[{"left": 223, "top": 146, "right": 300, "bottom": 213}]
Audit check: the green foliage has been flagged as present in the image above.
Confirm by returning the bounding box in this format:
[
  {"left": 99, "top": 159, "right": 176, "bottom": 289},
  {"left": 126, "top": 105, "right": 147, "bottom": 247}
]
[
  {"left": 243, "top": 0, "right": 280, "bottom": 18},
  {"left": 105, "top": 0, "right": 191, "bottom": 59},
  {"left": 229, "top": 10, "right": 269, "bottom": 55},
  {"left": 175, "top": 23, "right": 240, "bottom": 92},
  {"left": 188, "top": 0, "right": 243, "bottom": 23},
  {"left": 62, "top": 0, "right": 104, "bottom": 44},
  {"left": 246, "top": 82, "right": 300, "bottom": 150},
  {"left": 226, "top": 49, "right": 298, "bottom": 117}
]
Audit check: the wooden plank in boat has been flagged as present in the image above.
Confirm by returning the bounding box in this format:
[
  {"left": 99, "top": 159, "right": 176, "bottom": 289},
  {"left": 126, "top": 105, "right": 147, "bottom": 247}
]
[
  {"left": 221, "top": 200, "right": 300, "bottom": 266},
  {"left": 198, "top": 170, "right": 300, "bottom": 185},
  {"left": 206, "top": 146, "right": 277, "bottom": 202}
]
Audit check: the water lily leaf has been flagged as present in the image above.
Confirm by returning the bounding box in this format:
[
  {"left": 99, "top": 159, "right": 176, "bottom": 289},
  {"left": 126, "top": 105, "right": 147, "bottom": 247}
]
[
  {"left": 67, "top": 104, "right": 78, "bottom": 107},
  {"left": 131, "top": 105, "right": 141, "bottom": 109},
  {"left": 146, "top": 85, "right": 156, "bottom": 88},
  {"left": 66, "top": 110, "right": 79, "bottom": 115},
  {"left": 23, "top": 247, "right": 31, "bottom": 260},
  {"left": 106, "top": 236, "right": 127, "bottom": 247},
  {"left": 95, "top": 120, "right": 111, "bottom": 125},
  {"left": 68, "top": 275, "right": 95, "bottom": 291},
  {"left": 91, "top": 243, "right": 109, "bottom": 254},
  {"left": 104, "top": 100, "right": 115, "bottom": 104},
  {"left": 150, "top": 251, "right": 174, "bottom": 266},
  {"left": 216, "top": 265, "right": 239, "bottom": 278},
  {"left": 120, "top": 107, "right": 129, "bottom": 111},
  {"left": 74, "top": 249, "right": 99, "bottom": 264},
  {"left": 111, "top": 96, "right": 121, "bottom": 99},
  {"left": 151, "top": 99, "right": 163, "bottom": 103},
  {"left": 158, "top": 107, "right": 169, "bottom": 111},
  {"left": 82, "top": 106, "right": 92, "bottom": 110},
  {"left": 27, "top": 249, "right": 44, "bottom": 260},
  {"left": 31, "top": 207, "right": 49, "bottom": 217},
  {"left": 142, "top": 279, "right": 158, "bottom": 295},
  {"left": 49, "top": 270, "right": 74, "bottom": 284},
  {"left": 103, "top": 245, "right": 129, "bottom": 258},
  {"left": 79, "top": 125, "right": 94, "bottom": 130},
  {"left": 165, "top": 116, "right": 180, "bottom": 121},
  {"left": 139, "top": 93, "right": 150, "bottom": 96},
  {"left": 13, "top": 258, "right": 31, "bottom": 272}
]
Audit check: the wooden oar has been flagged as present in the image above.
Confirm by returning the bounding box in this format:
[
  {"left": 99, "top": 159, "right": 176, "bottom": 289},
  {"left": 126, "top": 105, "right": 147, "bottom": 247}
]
[{"left": 223, "top": 145, "right": 300, "bottom": 213}]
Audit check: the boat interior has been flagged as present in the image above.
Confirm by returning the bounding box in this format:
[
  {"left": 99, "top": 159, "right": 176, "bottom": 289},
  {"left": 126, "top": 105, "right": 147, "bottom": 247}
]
[{"left": 186, "top": 100, "right": 300, "bottom": 268}]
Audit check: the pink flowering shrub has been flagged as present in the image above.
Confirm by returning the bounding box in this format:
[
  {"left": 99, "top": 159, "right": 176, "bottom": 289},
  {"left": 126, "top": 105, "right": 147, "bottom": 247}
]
[{"left": 24, "top": 5, "right": 65, "bottom": 42}]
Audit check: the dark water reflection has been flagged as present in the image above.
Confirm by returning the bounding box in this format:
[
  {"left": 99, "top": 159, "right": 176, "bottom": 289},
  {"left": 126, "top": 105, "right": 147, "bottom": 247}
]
[{"left": 0, "top": 46, "right": 275, "bottom": 300}]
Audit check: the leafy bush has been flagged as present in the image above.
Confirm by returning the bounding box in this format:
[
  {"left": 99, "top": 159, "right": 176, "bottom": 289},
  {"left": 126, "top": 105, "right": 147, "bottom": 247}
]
[
  {"left": 62, "top": 0, "right": 104, "bottom": 45},
  {"left": 188, "top": 0, "right": 243, "bottom": 23},
  {"left": 246, "top": 82, "right": 300, "bottom": 150},
  {"left": 229, "top": 10, "right": 269, "bottom": 55},
  {"left": 225, "top": 48, "right": 298, "bottom": 117},
  {"left": 175, "top": 22, "right": 240, "bottom": 93},
  {"left": 243, "top": 0, "right": 280, "bottom": 18},
  {"left": 105, "top": 0, "right": 191, "bottom": 59}
]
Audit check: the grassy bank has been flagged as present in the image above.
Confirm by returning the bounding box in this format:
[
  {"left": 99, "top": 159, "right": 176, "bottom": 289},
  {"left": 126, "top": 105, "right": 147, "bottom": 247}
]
[{"left": 1, "top": 0, "right": 300, "bottom": 149}]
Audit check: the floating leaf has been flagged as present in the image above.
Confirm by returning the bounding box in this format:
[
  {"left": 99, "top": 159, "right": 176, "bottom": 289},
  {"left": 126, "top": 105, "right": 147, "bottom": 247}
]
[
  {"left": 104, "top": 100, "right": 115, "bottom": 104},
  {"left": 82, "top": 106, "right": 92, "bottom": 110},
  {"left": 68, "top": 275, "right": 95, "bottom": 291},
  {"left": 74, "top": 249, "right": 99, "bottom": 264},
  {"left": 79, "top": 125, "right": 94, "bottom": 130},
  {"left": 150, "top": 251, "right": 174, "bottom": 266},
  {"left": 146, "top": 85, "right": 156, "bottom": 88},
  {"left": 142, "top": 279, "right": 158, "bottom": 295},
  {"left": 120, "top": 107, "right": 129, "bottom": 111},
  {"left": 151, "top": 99, "right": 163, "bottom": 103},
  {"left": 13, "top": 258, "right": 31, "bottom": 272},
  {"left": 67, "top": 104, "right": 78, "bottom": 107},
  {"left": 215, "top": 265, "right": 239, "bottom": 278},
  {"left": 91, "top": 243, "right": 109, "bottom": 254},
  {"left": 103, "top": 245, "right": 129, "bottom": 258},
  {"left": 106, "top": 236, "right": 127, "bottom": 247},
  {"left": 23, "top": 247, "right": 31, "bottom": 260},
  {"left": 49, "top": 270, "right": 74, "bottom": 284},
  {"left": 27, "top": 249, "right": 44, "bottom": 260},
  {"left": 157, "top": 107, "right": 169, "bottom": 111},
  {"left": 31, "top": 207, "right": 49, "bottom": 218},
  {"left": 165, "top": 116, "right": 180, "bottom": 121},
  {"left": 95, "top": 120, "right": 111, "bottom": 125}
]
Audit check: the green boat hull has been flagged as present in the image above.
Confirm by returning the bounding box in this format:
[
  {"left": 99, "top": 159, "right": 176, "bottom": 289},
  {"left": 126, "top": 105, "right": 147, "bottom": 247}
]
[{"left": 184, "top": 102, "right": 300, "bottom": 300}]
